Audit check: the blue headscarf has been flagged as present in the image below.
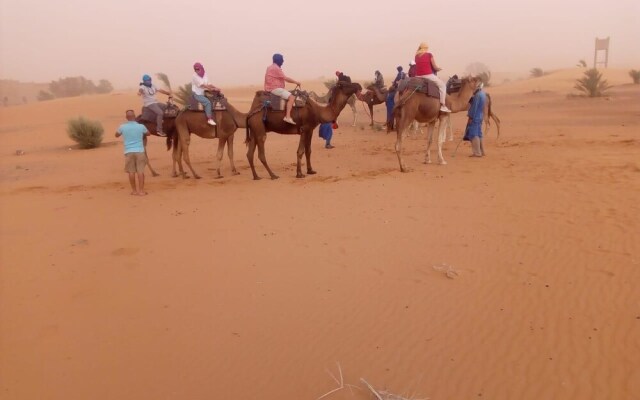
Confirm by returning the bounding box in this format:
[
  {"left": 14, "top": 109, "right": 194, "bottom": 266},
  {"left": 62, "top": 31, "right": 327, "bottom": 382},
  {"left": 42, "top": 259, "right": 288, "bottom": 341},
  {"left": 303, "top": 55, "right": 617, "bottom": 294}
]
[
  {"left": 141, "top": 74, "right": 152, "bottom": 87},
  {"left": 272, "top": 53, "right": 284, "bottom": 67}
]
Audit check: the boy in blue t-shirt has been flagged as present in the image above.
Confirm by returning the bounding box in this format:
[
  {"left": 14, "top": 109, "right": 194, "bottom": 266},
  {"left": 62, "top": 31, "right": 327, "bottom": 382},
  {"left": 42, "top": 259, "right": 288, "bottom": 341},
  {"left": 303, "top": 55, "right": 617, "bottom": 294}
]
[{"left": 115, "top": 110, "right": 150, "bottom": 195}]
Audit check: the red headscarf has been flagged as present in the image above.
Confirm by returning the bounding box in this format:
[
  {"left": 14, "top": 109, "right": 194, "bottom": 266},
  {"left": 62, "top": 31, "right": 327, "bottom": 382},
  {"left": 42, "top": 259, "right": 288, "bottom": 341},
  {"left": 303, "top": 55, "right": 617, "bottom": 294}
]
[{"left": 193, "top": 62, "right": 205, "bottom": 78}]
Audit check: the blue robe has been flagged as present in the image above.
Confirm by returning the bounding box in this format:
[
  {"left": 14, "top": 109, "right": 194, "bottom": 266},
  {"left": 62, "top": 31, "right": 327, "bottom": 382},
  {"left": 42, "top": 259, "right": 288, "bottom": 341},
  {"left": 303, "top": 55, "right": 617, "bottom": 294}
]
[
  {"left": 319, "top": 122, "right": 333, "bottom": 144},
  {"left": 464, "top": 90, "right": 486, "bottom": 141},
  {"left": 385, "top": 90, "right": 396, "bottom": 123}
]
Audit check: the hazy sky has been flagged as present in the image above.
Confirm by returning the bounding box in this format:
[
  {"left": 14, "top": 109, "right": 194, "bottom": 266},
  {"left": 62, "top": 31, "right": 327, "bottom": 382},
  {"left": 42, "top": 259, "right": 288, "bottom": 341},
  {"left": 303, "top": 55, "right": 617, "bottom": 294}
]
[{"left": 1, "top": 0, "right": 638, "bottom": 89}]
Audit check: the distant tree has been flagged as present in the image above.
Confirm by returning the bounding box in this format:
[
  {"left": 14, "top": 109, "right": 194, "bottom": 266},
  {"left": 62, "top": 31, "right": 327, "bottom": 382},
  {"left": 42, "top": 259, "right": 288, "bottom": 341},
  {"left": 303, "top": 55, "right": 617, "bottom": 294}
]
[
  {"left": 67, "top": 116, "right": 104, "bottom": 149},
  {"left": 95, "top": 79, "right": 113, "bottom": 94},
  {"left": 574, "top": 68, "right": 611, "bottom": 97},
  {"left": 37, "top": 90, "right": 55, "bottom": 101},
  {"left": 629, "top": 70, "right": 640, "bottom": 84},
  {"left": 576, "top": 60, "right": 587, "bottom": 68},
  {"left": 173, "top": 82, "right": 193, "bottom": 106},
  {"left": 22, "top": 96, "right": 27, "bottom": 104},
  {"left": 2, "top": 96, "right": 7, "bottom": 107},
  {"left": 49, "top": 76, "right": 97, "bottom": 97},
  {"left": 530, "top": 68, "right": 545, "bottom": 78}
]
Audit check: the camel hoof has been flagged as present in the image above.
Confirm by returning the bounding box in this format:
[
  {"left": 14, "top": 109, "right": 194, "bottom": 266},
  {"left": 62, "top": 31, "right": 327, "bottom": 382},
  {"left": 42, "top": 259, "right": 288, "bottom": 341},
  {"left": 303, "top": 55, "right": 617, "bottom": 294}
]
[
  {"left": 152, "top": 172, "right": 159, "bottom": 177},
  {"left": 194, "top": 175, "right": 202, "bottom": 180},
  {"left": 439, "top": 160, "right": 448, "bottom": 165},
  {"left": 307, "top": 170, "right": 317, "bottom": 175},
  {"left": 253, "top": 176, "right": 262, "bottom": 181},
  {"left": 271, "top": 175, "right": 280, "bottom": 180},
  {"left": 215, "top": 175, "right": 223, "bottom": 179},
  {"left": 296, "top": 173, "right": 305, "bottom": 178},
  {"left": 171, "top": 173, "right": 178, "bottom": 178},
  {"left": 232, "top": 171, "right": 240, "bottom": 176}
]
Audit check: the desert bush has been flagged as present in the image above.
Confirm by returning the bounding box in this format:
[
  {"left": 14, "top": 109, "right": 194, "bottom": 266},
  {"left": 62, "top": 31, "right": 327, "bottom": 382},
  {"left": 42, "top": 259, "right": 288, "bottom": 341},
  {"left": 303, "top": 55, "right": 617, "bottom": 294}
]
[
  {"left": 95, "top": 79, "right": 113, "bottom": 94},
  {"left": 530, "top": 68, "right": 545, "bottom": 78},
  {"left": 67, "top": 117, "right": 104, "bottom": 149},
  {"left": 629, "top": 70, "right": 640, "bottom": 84},
  {"left": 156, "top": 73, "right": 172, "bottom": 91},
  {"left": 323, "top": 79, "right": 337, "bottom": 90},
  {"left": 574, "top": 68, "right": 611, "bottom": 97},
  {"left": 173, "top": 83, "right": 193, "bottom": 106},
  {"left": 37, "top": 90, "right": 55, "bottom": 101},
  {"left": 577, "top": 60, "right": 587, "bottom": 68}
]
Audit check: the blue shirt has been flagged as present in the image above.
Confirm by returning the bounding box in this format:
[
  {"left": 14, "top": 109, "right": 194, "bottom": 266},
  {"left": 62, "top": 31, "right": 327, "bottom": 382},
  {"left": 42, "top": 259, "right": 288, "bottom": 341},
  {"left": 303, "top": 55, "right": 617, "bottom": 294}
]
[{"left": 117, "top": 121, "right": 148, "bottom": 154}]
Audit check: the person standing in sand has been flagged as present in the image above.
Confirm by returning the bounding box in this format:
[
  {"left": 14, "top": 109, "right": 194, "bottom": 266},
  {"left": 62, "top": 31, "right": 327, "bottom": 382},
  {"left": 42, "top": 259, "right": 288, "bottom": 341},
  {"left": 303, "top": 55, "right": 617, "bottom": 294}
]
[
  {"left": 463, "top": 82, "right": 487, "bottom": 157},
  {"left": 264, "top": 53, "right": 301, "bottom": 125},
  {"left": 192, "top": 62, "right": 220, "bottom": 126},
  {"left": 414, "top": 42, "right": 451, "bottom": 113},
  {"left": 138, "top": 74, "right": 172, "bottom": 137},
  {"left": 115, "top": 110, "right": 150, "bottom": 195}
]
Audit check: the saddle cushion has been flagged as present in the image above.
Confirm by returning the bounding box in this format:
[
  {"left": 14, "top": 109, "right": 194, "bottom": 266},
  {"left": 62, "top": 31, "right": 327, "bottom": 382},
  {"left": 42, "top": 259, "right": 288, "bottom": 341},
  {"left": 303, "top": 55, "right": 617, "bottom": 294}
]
[
  {"left": 255, "top": 90, "right": 309, "bottom": 111},
  {"left": 400, "top": 78, "right": 440, "bottom": 99},
  {"left": 446, "top": 75, "right": 462, "bottom": 94},
  {"left": 139, "top": 103, "right": 167, "bottom": 122}
]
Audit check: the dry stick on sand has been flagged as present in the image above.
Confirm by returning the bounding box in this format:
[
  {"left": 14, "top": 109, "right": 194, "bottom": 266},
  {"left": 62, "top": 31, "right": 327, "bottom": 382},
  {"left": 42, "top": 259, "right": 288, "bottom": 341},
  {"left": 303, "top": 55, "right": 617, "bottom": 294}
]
[{"left": 318, "top": 363, "right": 361, "bottom": 400}]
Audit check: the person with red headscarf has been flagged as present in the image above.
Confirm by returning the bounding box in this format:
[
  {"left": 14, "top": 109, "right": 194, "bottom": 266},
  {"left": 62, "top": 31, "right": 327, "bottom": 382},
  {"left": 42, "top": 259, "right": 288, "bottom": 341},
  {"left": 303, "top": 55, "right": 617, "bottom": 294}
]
[{"left": 191, "top": 62, "right": 221, "bottom": 126}]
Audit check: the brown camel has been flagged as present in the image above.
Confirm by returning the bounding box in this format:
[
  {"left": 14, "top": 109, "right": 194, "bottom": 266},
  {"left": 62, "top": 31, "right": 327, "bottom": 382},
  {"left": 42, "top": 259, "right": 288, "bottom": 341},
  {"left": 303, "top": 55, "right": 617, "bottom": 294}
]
[
  {"left": 170, "top": 100, "right": 247, "bottom": 179},
  {"left": 359, "top": 84, "right": 387, "bottom": 126},
  {"left": 245, "top": 81, "right": 362, "bottom": 180},
  {"left": 136, "top": 114, "right": 177, "bottom": 177},
  {"left": 389, "top": 78, "right": 455, "bottom": 172},
  {"left": 308, "top": 88, "right": 358, "bottom": 126}
]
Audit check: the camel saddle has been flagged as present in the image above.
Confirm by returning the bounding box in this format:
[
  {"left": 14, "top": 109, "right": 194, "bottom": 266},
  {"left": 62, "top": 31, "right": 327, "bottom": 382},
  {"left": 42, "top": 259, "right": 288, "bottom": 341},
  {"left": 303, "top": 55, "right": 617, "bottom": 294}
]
[
  {"left": 446, "top": 75, "right": 462, "bottom": 94},
  {"left": 138, "top": 102, "right": 180, "bottom": 123},
  {"left": 366, "top": 84, "right": 388, "bottom": 102},
  {"left": 399, "top": 78, "right": 440, "bottom": 99},
  {"left": 257, "top": 89, "right": 309, "bottom": 112}
]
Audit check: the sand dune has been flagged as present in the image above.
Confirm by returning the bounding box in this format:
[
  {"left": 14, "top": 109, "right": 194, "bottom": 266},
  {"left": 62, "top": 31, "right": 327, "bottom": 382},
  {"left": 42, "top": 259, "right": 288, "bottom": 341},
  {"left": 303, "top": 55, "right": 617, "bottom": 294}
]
[{"left": 1, "top": 70, "right": 639, "bottom": 400}]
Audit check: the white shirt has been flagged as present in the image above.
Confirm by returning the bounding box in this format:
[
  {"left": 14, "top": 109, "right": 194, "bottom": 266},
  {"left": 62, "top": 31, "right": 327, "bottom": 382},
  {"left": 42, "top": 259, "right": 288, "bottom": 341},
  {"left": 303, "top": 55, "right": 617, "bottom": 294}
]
[
  {"left": 191, "top": 73, "right": 209, "bottom": 96},
  {"left": 139, "top": 84, "right": 159, "bottom": 106}
]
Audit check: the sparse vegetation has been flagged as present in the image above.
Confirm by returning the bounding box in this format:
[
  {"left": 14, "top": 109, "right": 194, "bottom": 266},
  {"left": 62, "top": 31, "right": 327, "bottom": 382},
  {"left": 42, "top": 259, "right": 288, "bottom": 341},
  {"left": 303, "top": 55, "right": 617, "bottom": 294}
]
[
  {"left": 156, "top": 73, "right": 172, "bottom": 91},
  {"left": 37, "top": 90, "right": 55, "bottom": 101},
  {"left": 67, "top": 117, "right": 104, "bottom": 149},
  {"left": 323, "top": 79, "right": 337, "bottom": 90},
  {"left": 574, "top": 68, "right": 611, "bottom": 97},
  {"left": 530, "top": 68, "right": 545, "bottom": 78},
  {"left": 48, "top": 76, "right": 113, "bottom": 98},
  {"left": 629, "top": 69, "right": 640, "bottom": 84},
  {"left": 577, "top": 59, "right": 587, "bottom": 68}
]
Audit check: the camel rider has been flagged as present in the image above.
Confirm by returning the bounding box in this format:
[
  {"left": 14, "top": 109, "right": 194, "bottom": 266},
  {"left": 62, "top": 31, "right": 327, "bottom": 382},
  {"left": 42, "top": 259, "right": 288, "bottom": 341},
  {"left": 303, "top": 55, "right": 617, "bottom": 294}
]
[
  {"left": 464, "top": 81, "right": 487, "bottom": 157},
  {"left": 265, "top": 53, "right": 301, "bottom": 125},
  {"left": 335, "top": 70, "right": 351, "bottom": 83},
  {"left": 408, "top": 61, "right": 417, "bottom": 78},
  {"left": 374, "top": 70, "right": 385, "bottom": 88},
  {"left": 138, "top": 75, "right": 172, "bottom": 136},
  {"left": 414, "top": 42, "right": 451, "bottom": 113},
  {"left": 191, "top": 62, "right": 220, "bottom": 126},
  {"left": 393, "top": 66, "right": 406, "bottom": 86}
]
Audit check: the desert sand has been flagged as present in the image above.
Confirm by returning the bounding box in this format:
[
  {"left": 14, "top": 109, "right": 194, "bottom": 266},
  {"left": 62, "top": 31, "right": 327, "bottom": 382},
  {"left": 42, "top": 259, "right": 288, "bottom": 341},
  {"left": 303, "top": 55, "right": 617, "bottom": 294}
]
[{"left": 1, "top": 69, "right": 639, "bottom": 400}]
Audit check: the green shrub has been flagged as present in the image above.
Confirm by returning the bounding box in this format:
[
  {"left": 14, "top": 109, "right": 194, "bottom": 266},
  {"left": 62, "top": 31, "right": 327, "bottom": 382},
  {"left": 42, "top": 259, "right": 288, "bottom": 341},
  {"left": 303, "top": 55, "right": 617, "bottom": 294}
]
[
  {"left": 576, "top": 60, "right": 587, "bottom": 68},
  {"left": 629, "top": 70, "right": 640, "bottom": 84},
  {"left": 173, "top": 82, "right": 193, "bottom": 106},
  {"left": 574, "top": 68, "right": 611, "bottom": 97},
  {"left": 37, "top": 90, "right": 55, "bottom": 101},
  {"left": 67, "top": 117, "right": 104, "bottom": 148}
]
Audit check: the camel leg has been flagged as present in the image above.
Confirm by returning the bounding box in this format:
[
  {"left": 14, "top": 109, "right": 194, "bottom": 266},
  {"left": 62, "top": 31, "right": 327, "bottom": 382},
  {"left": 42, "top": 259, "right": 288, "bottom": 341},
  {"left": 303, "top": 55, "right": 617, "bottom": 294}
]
[
  {"left": 173, "top": 138, "right": 187, "bottom": 178},
  {"left": 436, "top": 116, "right": 447, "bottom": 165},
  {"left": 395, "top": 119, "right": 410, "bottom": 173},
  {"left": 304, "top": 130, "right": 316, "bottom": 175},
  {"left": 246, "top": 136, "right": 260, "bottom": 180},
  {"left": 143, "top": 137, "right": 159, "bottom": 177},
  {"left": 213, "top": 138, "right": 225, "bottom": 179},
  {"left": 227, "top": 134, "right": 239, "bottom": 175},
  {"left": 295, "top": 132, "right": 306, "bottom": 178},
  {"left": 179, "top": 133, "right": 201, "bottom": 179},
  {"left": 446, "top": 114, "right": 454, "bottom": 142},
  {"left": 369, "top": 103, "right": 374, "bottom": 127},
  {"left": 351, "top": 103, "right": 357, "bottom": 127},
  {"left": 425, "top": 122, "right": 436, "bottom": 164},
  {"left": 256, "top": 135, "right": 279, "bottom": 180}
]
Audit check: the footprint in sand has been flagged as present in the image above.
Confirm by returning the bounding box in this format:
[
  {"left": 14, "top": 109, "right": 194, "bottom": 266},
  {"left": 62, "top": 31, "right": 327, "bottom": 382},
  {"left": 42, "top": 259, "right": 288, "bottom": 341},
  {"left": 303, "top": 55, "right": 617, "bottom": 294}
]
[{"left": 111, "top": 247, "right": 140, "bottom": 256}]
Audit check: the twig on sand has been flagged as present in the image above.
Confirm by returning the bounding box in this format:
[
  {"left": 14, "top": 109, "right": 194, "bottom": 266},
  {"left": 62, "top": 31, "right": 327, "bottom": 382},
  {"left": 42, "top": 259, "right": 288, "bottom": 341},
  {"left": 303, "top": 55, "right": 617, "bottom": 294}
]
[
  {"left": 361, "top": 378, "right": 384, "bottom": 400},
  {"left": 433, "top": 263, "right": 459, "bottom": 279},
  {"left": 318, "top": 363, "right": 345, "bottom": 400}
]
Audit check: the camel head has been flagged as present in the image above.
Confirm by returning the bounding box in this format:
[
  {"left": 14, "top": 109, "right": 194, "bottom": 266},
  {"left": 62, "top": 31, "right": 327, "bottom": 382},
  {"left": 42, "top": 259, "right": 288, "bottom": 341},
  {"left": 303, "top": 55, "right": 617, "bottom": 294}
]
[{"left": 333, "top": 81, "right": 362, "bottom": 98}]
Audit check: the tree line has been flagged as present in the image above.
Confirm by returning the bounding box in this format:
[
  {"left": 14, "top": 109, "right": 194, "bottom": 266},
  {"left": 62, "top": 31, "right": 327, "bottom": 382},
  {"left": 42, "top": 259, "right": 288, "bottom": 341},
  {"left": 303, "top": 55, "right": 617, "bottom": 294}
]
[{"left": 38, "top": 76, "right": 113, "bottom": 101}]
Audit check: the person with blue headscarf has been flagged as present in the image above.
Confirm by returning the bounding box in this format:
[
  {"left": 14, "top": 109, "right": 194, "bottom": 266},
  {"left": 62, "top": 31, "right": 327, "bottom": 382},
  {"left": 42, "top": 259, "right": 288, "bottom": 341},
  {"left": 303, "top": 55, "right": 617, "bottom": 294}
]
[
  {"left": 264, "top": 53, "right": 301, "bottom": 125},
  {"left": 138, "top": 74, "right": 172, "bottom": 136},
  {"left": 463, "top": 81, "right": 487, "bottom": 157}
]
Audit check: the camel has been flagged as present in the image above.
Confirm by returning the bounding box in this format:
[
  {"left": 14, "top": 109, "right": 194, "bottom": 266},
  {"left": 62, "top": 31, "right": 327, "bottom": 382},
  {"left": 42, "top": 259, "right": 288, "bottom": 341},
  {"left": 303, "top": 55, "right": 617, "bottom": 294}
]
[
  {"left": 389, "top": 78, "right": 483, "bottom": 172},
  {"left": 170, "top": 100, "right": 247, "bottom": 179},
  {"left": 308, "top": 89, "right": 358, "bottom": 126},
  {"left": 136, "top": 113, "right": 177, "bottom": 177},
  {"left": 245, "top": 81, "right": 362, "bottom": 180},
  {"left": 359, "top": 85, "right": 387, "bottom": 126}
]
